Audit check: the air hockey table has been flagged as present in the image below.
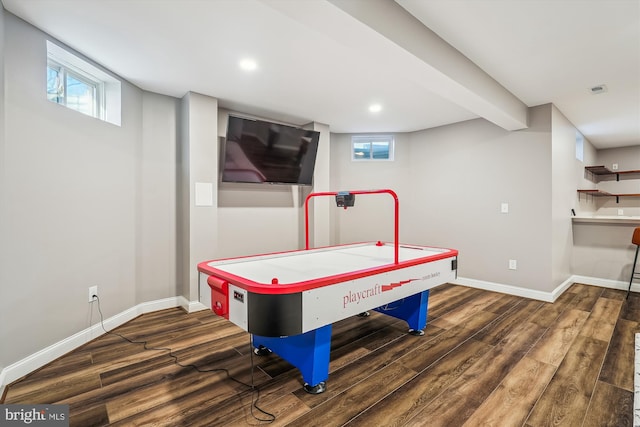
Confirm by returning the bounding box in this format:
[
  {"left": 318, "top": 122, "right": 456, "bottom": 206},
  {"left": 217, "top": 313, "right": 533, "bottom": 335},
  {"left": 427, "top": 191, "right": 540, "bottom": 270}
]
[{"left": 197, "top": 190, "right": 458, "bottom": 393}]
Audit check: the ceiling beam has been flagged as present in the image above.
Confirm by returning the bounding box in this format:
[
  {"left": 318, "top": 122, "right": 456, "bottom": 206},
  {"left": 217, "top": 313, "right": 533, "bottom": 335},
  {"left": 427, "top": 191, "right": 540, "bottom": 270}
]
[{"left": 327, "top": 0, "right": 529, "bottom": 131}]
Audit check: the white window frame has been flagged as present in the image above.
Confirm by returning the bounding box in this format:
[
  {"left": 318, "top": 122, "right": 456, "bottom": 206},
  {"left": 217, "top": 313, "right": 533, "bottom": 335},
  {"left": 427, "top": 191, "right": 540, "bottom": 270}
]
[
  {"left": 351, "top": 135, "right": 395, "bottom": 161},
  {"left": 46, "top": 41, "right": 121, "bottom": 126},
  {"left": 575, "top": 131, "right": 584, "bottom": 162},
  {"left": 47, "top": 58, "right": 103, "bottom": 118}
]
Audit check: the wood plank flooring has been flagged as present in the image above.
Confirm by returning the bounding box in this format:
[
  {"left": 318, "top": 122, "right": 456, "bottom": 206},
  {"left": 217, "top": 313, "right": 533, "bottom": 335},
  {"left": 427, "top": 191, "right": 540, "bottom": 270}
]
[{"left": 2, "top": 283, "right": 638, "bottom": 426}]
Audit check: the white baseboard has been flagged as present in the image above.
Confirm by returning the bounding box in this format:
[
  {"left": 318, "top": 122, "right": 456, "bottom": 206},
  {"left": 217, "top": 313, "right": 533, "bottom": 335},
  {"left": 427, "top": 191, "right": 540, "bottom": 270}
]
[
  {"left": 187, "top": 301, "right": 209, "bottom": 313},
  {"left": 451, "top": 277, "right": 559, "bottom": 302},
  {"left": 3, "top": 275, "right": 637, "bottom": 397},
  {"left": 0, "top": 296, "right": 201, "bottom": 396},
  {"left": 453, "top": 274, "right": 637, "bottom": 303},
  {"left": 571, "top": 275, "right": 636, "bottom": 292}
]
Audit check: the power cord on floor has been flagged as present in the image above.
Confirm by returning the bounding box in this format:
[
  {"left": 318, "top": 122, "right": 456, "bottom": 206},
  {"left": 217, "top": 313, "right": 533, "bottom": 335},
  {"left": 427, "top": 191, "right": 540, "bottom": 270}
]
[{"left": 92, "top": 295, "right": 275, "bottom": 424}]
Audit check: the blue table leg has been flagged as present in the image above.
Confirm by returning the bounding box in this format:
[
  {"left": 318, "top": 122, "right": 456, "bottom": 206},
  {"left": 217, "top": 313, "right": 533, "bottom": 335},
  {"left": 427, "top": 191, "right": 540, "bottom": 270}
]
[
  {"left": 373, "top": 289, "right": 429, "bottom": 335},
  {"left": 252, "top": 324, "right": 332, "bottom": 393}
]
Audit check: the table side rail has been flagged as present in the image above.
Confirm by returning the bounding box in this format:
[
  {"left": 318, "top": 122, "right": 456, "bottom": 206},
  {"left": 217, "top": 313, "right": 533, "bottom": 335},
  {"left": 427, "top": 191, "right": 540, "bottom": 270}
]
[{"left": 198, "top": 246, "right": 458, "bottom": 295}]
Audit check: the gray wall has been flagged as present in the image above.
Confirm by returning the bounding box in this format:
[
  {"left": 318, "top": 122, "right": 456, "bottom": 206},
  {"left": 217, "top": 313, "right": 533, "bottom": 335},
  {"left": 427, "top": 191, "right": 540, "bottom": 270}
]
[
  {"left": 215, "top": 109, "right": 302, "bottom": 259},
  {"left": 2, "top": 4, "right": 638, "bottom": 381},
  {"left": 551, "top": 106, "right": 583, "bottom": 287},
  {"left": 214, "top": 110, "right": 332, "bottom": 260},
  {"left": 410, "top": 105, "right": 554, "bottom": 291},
  {"left": 329, "top": 132, "right": 411, "bottom": 246},
  {"left": 0, "top": 4, "right": 5, "bottom": 274},
  {"left": 195, "top": 112, "right": 332, "bottom": 306},
  {"left": 0, "top": 14, "right": 178, "bottom": 371},
  {"left": 330, "top": 105, "right": 639, "bottom": 292},
  {"left": 137, "top": 92, "right": 179, "bottom": 302},
  {"left": 331, "top": 105, "right": 558, "bottom": 292},
  {"left": 178, "top": 92, "right": 218, "bottom": 301},
  {"left": 0, "top": 2, "right": 6, "bottom": 372},
  {"left": 572, "top": 144, "right": 640, "bottom": 281},
  {"left": 596, "top": 145, "right": 640, "bottom": 217}
]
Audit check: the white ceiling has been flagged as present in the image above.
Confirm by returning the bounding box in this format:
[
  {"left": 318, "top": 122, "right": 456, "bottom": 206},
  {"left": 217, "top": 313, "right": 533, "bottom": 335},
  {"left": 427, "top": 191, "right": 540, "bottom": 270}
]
[{"left": 2, "top": 0, "right": 639, "bottom": 149}]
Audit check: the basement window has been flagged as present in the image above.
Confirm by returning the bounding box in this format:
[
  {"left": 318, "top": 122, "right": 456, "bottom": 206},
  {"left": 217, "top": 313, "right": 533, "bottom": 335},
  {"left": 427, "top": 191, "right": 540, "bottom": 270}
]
[
  {"left": 575, "top": 131, "right": 584, "bottom": 162},
  {"left": 46, "top": 41, "right": 121, "bottom": 126},
  {"left": 351, "top": 135, "right": 394, "bottom": 161}
]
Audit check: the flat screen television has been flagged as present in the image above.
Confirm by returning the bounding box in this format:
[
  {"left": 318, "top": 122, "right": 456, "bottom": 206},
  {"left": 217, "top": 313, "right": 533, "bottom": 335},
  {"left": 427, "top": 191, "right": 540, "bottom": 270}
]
[{"left": 221, "top": 115, "right": 320, "bottom": 185}]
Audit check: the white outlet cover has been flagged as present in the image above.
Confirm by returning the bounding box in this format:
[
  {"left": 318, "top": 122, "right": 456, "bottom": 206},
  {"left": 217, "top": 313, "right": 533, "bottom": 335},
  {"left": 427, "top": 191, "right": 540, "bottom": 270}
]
[
  {"left": 89, "top": 285, "right": 98, "bottom": 302},
  {"left": 612, "top": 163, "right": 619, "bottom": 170},
  {"left": 501, "top": 203, "right": 509, "bottom": 213}
]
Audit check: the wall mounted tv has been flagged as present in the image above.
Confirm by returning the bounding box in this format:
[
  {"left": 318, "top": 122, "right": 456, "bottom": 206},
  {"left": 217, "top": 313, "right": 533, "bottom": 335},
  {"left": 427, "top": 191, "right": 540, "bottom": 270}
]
[{"left": 221, "top": 115, "right": 320, "bottom": 185}]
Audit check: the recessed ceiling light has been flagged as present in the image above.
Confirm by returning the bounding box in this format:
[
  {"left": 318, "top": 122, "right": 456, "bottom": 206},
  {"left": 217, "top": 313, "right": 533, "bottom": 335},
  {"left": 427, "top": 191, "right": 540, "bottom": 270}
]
[
  {"left": 239, "top": 58, "right": 257, "bottom": 71},
  {"left": 369, "top": 103, "right": 382, "bottom": 113}
]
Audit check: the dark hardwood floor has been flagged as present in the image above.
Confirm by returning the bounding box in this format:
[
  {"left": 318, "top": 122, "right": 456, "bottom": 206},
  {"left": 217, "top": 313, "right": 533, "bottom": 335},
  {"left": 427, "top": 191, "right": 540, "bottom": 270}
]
[{"left": 2, "top": 283, "right": 638, "bottom": 426}]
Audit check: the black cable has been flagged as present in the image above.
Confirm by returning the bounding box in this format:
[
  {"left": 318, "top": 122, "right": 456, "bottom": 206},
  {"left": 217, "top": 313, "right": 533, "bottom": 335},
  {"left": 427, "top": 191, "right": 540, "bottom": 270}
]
[
  {"left": 247, "top": 333, "right": 276, "bottom": 424},
  {"left": 93, "top": 295, "right": 275, "bottom": 424}
]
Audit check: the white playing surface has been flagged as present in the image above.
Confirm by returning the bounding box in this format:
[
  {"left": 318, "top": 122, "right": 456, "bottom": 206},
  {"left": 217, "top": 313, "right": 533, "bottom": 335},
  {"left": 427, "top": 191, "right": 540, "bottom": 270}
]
[{"left": 204, "top": 243, "right": 450, "bottom": 285}]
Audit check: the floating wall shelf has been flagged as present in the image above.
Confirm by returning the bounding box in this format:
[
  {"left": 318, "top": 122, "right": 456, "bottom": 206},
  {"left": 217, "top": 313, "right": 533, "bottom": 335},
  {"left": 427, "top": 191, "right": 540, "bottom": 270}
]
[
  {"left": 576, "top": 189, "right": 640, "bottom": 203},
  {"left": 578, "top": 166, "right": 640, "bottom": 203},
  {"left": 585, "top": 165, "right": 640, "bottom": 182}
]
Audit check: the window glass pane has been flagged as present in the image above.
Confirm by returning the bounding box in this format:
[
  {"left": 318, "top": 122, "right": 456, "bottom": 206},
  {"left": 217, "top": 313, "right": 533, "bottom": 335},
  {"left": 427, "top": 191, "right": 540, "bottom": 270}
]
[
  {"left": 66, "top": 73, "right": 96, "bottom": 117},
  {"left": 47, "top": 42, "right": 120, "bottom": 124},
  {"left": 351, "top": 136, "right": 394, "bottom": 161},
  {"left": 353, "top": 142, "right": 371, "bottom": 160},
  {"left": 372, "top": 142, "right": 390, "bottom": 159},
  {"left": 47, "top": 66, "right": 63, "bottom": 104}
]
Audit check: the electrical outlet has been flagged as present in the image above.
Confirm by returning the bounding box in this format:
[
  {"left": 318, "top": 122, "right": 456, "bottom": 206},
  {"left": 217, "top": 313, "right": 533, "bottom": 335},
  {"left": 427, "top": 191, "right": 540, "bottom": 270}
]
[
  {"left": 618, "top": 209, "right": 624, "bottom": 216},
  {"left": 501, "top": 203, "right": 509, "bottom": 214},
  {"left": 88, "top": 285, "right": 98, "bottom": 303},
  {"left": 509, "top": 259, "right": 517, "bottom": 270},
  {"left": 612, "top": 163, "right": 618, "bottom": 170}
]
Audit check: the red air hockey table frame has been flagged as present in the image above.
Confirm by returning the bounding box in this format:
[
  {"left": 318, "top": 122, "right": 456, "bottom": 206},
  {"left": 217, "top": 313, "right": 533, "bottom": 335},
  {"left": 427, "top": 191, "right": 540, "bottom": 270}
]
[{"left": 197, "top": 189, "right": 458, "bottom": 393}]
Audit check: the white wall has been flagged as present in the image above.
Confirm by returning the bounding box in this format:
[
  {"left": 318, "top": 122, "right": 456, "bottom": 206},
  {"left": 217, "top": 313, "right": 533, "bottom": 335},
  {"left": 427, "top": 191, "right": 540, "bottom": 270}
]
[{"left": 0, "top": 13, "right": 178, "bottom": 372}]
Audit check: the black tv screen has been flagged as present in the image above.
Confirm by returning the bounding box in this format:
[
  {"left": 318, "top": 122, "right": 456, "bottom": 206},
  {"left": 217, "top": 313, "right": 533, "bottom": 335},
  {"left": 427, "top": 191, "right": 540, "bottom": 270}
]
[{"left": 221, "top": 116, "right": 320, "bottom": 185}]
